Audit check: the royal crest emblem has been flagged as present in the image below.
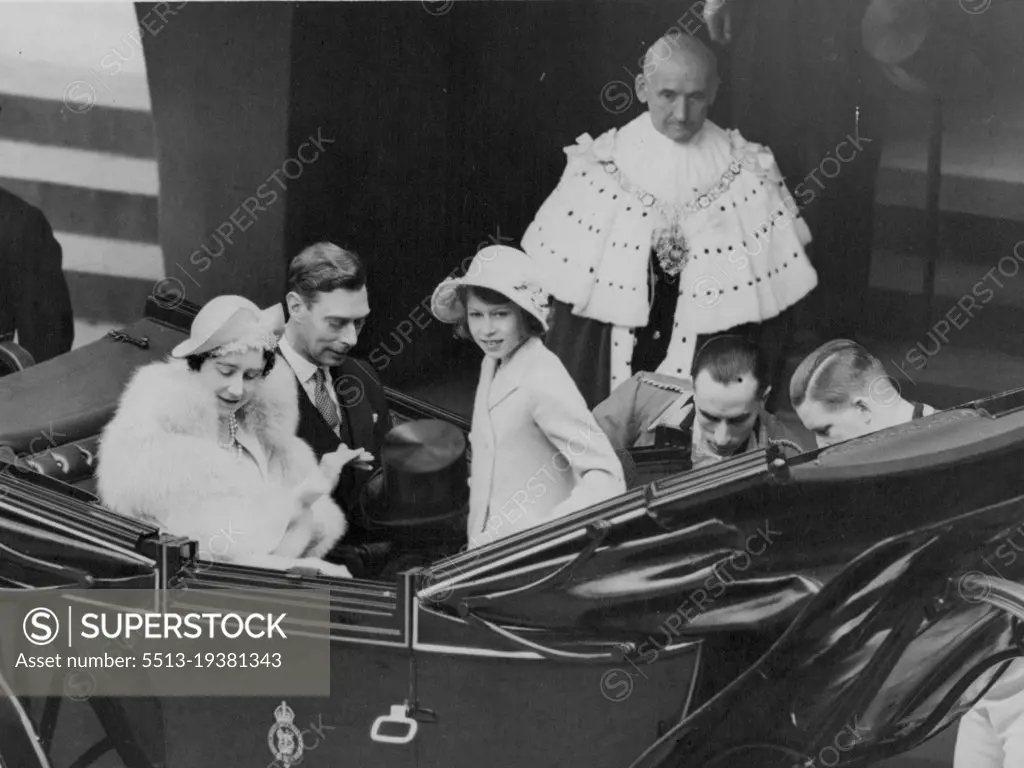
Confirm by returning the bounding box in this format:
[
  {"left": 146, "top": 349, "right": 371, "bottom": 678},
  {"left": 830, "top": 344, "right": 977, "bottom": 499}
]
[{"left": 268, "top": 700, "right": 305, "bottom": 767}]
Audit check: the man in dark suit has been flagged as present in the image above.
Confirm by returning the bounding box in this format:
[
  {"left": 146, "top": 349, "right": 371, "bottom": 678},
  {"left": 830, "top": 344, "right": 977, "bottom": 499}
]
[
  {"left": 0, "top": 186, "right": 74, "bottom": 364},
  {"left": 275, "top": 243, "right": 390, "bottom": 537}
]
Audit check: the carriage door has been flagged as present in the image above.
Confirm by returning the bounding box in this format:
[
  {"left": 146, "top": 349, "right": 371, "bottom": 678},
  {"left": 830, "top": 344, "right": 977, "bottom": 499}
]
[
  {"left": 409, "top": 597, "right": 699, "bottom": 768},
  {"left": 160, "top": 576, "right": 417, "bottom": 768}
]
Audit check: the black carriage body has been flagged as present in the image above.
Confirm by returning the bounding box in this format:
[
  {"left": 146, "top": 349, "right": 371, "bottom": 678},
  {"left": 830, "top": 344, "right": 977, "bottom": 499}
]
[{"left": 1, "top": 299, "right": 1024, "bottom": 768}]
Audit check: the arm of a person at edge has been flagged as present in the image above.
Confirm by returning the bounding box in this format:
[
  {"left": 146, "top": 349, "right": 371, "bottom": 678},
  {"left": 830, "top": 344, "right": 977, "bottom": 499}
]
[
  {"left": 703, "top": 0, "right": 753, "bottom": 46},
  {"left": 592, "top": 374, "right": 643, "bottom": 452},
  {"left": 17, "top": 207, "right": 73, "bottom": 362}
]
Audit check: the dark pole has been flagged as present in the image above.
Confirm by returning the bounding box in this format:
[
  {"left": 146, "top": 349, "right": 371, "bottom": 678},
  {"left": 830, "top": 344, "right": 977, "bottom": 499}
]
[{"left": 922, "top": 92, "right": 943, "bottom": 334}]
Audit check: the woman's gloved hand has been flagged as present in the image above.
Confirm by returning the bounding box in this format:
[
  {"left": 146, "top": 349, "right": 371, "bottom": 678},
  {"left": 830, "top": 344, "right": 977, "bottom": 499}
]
[
  {"left": 294, "top": 446, "right": 375, "bottom": 507},
  {"left": 299, "top": 557, "right": 353, "bottom": 579},
  {"left": 320, "top": 444, "right": 375, "bottom": 480}
]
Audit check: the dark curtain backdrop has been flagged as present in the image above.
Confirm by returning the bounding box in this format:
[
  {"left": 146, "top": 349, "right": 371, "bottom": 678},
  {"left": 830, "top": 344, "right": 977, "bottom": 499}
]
[
  {"left": 139, "top": 0, "right": 731, "bottom": 387},
  {"left": 727, "top": 0, "right": 891, "bottom": 337},
  {"left": 284, "top": 1, "right": 727, "bottom": 386}
]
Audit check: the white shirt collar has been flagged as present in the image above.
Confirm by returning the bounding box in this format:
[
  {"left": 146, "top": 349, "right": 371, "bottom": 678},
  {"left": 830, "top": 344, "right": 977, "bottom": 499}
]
[
  {"left": 616, "top": 114, "right": 730, "bottom": 207},
  {"left": 278, "top": 334, "right": 321, "bottom": 384},
  {"left": 640, "top": 111, "right": 713, "bottom": 153}
]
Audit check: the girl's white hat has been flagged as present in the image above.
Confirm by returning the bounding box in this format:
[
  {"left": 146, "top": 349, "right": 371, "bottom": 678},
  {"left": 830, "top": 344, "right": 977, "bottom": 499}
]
[
  {"left": 171, "top": 295, "right": 280, "bottom": 358},
  {"left": 430, "top": 245, "right": 552, "bottom": 331}
]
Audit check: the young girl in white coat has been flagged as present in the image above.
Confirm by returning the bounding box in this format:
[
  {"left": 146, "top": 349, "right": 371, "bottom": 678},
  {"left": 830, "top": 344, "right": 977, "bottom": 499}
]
[{"left": 431, "top": 245, "right": 625, "bottom": 549}]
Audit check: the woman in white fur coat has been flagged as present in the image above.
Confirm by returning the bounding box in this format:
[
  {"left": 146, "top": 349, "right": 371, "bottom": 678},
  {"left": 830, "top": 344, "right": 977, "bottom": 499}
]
[{"left": 97, "top": 295, "right": 364, "bottom": 577}]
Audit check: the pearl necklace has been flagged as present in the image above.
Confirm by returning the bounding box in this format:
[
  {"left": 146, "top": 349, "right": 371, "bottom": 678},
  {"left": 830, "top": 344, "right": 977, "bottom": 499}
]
[{"left": 217, "top": 412, "right": 243, "bottom": 460}]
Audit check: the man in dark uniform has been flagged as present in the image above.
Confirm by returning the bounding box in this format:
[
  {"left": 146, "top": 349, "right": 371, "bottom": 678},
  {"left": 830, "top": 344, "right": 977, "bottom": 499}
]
[
  {"left": 274, "top": 243, "right": 391, "bottom": 534},
  {"left": 595, "top": 334, "right": 809, "bottom": 465},
  {"left": 0, "top": 185, "right": 74, "bottom": 364}
]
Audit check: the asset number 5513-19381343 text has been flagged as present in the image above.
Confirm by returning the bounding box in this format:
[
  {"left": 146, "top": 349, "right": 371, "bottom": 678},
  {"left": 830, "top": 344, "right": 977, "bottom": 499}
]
[{"left": 141, "top": 652, "right": 282, "bottom": 668}]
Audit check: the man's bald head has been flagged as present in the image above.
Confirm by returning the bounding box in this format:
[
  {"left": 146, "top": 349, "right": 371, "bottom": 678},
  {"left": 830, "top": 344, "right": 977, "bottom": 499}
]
[
  {"left": 641, "top": 34, "right": 719, "bottom": 84},
  {"left": 636, "top": 34, "right": 719, "bottom": 144}
]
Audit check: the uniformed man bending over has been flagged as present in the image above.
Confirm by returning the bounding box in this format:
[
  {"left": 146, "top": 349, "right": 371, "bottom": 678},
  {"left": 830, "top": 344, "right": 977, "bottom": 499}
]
[
  {"left": 593, "top": 334, "right": 808, "bottom": 468},
  {"left": 789, "top": 339, "right": 935, "bottom": 449}
]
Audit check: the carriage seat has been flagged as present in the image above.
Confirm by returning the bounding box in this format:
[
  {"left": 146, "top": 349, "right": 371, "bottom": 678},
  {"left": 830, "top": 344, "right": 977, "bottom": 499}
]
[
  {"left": 18, "top": 435, "right": 103, "bottom": 495},
  {"left": 18, "top": 410, "right": 415, "bottom": 500}
]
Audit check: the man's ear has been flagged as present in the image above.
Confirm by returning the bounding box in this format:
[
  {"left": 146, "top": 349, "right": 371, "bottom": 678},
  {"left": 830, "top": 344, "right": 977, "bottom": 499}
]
[
  {"left": 635, "top": 73, "right": 649, "bottom": 105},
  {"left": 759, "top": 384, "right": 772, "bottom": 406},
  {"left": 853, "top": 396, "right": 873, "bottom": 422},
  {"left": 284, "top": 291, "right": 305, "bottom": 319}
]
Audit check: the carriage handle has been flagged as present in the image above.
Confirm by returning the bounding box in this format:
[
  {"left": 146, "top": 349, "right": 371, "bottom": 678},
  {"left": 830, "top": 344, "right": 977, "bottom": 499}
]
[
  {"left": 960, "top": 573, "right": 1024, "bottom": 623},
  {"left": 370, "top": 704, "right": 419, "bottom": 745},
  {"left": 461, "top": 611, "right": 645, "bottom": 664}
]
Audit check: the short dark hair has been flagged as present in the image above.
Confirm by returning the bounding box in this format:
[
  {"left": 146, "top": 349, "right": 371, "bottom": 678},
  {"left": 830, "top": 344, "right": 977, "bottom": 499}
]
[
  {"left": 690, "top": 334, "right": 769, "bottom": 396},
  {"left": 186, "top": 348, "right": 277, "bottom": 377},
  {"left": 452, "top": 285, "right": 548, "bottom": 340},
  {"left": 789, "top": 339, "right": 888, "bottom": 409},
  {"left": 288, "top": 242, "right": 366, "bottom": 306}
]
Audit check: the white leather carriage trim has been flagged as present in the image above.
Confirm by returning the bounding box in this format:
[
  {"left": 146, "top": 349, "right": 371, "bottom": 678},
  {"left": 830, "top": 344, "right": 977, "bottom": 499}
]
[
  {"left": 416, "top": 507, "right": 649, "bottom": 601},
  {"left": 408, "top": 641, "right": 547, "bottom": 660}
]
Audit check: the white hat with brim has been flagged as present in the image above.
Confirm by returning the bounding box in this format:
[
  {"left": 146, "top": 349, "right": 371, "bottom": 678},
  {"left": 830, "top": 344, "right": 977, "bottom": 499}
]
[
  {"left": 430, "top": 245, "right": 552, "bottom": 332},
  {"left": 171, "top": 295, "right": 279, "bottom": 358}
]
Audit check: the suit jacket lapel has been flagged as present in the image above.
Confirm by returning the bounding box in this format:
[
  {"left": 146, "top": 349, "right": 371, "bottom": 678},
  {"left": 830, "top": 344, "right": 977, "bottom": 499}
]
[
  {"left": 279, "top": 349, "right": 339, "bottom": 454},
  {"left": 469, "top": 355, "right": 498, "bottom": 538},
  {"left": 474, "top": 356, "right": 497, "bottom": 440}
]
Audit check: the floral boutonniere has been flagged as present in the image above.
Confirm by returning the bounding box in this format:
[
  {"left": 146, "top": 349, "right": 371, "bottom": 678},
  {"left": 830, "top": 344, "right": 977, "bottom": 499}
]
[{"left": 512, "top": 282, "right": 551, "bottom": 314}]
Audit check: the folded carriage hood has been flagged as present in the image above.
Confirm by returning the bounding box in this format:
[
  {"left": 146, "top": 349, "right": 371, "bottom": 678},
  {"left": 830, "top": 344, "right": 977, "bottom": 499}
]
[
  {"left": 0, "top": 298, "right": 192, "bottom": 454},
  {"left": 0, "top": 467, "right": 159, "bottom": 589},
  {"left": 628, "top": 491, "right": 1024, "bottom": 768},
  {"left": 420, "top": 388, "right": 1024, "bottom": 648}
]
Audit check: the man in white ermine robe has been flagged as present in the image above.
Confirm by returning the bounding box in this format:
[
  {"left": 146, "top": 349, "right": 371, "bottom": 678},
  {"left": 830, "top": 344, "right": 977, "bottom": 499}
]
[{"left": 521, "top": 33, "right": 817, "bottom": 407}]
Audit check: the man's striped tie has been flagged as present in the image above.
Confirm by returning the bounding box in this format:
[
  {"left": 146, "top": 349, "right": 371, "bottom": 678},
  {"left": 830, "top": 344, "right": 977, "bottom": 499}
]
[{"left": 313, "top": 368, "right": 341, "bottom": 431}]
